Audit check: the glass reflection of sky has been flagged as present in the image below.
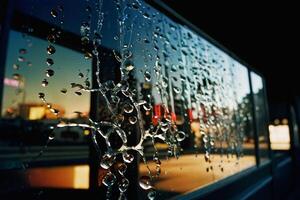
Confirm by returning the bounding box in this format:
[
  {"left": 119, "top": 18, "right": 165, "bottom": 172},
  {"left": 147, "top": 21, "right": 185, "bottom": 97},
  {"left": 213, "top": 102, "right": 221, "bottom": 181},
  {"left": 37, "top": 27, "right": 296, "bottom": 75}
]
[
  {"left": 250, "top": 71, "right": 263, "bottom": 94},
  {"left": 2, "top": 30, "right": 91, "bottom": 118}
]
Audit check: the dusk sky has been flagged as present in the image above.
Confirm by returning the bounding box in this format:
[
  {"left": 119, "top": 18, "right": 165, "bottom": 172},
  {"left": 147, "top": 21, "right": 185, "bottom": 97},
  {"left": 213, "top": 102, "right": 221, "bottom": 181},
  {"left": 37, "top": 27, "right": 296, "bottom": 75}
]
[{"left": 2, "top": 30, "right": 91, "bottom": 118}]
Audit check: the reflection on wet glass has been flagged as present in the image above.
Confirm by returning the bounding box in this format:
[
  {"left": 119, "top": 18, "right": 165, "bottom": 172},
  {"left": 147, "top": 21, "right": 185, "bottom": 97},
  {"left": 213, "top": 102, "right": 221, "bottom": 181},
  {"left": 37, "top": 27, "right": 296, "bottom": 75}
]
[
  {"left": 0, "top": 0, "right": 267, "bottom": 199},
  {"left": 250, "top": 72, "right": 269, "bottom": 160}
]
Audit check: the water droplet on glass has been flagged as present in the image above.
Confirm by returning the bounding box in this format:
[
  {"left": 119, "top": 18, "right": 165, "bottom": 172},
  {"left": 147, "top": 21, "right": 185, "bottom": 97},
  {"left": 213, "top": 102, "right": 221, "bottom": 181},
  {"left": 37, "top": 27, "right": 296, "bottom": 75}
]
[
  {"left": 19, "top": 48, "right": 27, "bottom": 54},
  {"left": 162, "top": 77, "right": 168, "bottom": 88},
  {"left": 84, "top": 52, "right": 92, "bottom": 59},
  {"left": 13, "top": 64, "right": 20, "bottom": 70},
  {"left": 139, "top": 176, "right": 152, "bottom": 190},
  {"left": 147, "top": 189, "right": 157, "bottom": 200},
  {"left": 60, "top": 88, "right": 67, "bottom": 94},
  {"left": 143, "top": 103, "right": 152, "bottom": 111},
  {"left": 205, "top": 151, "right": 210, "bottom": 162},
  {"left": 100, "top": 153, "right": 115, "bottom": 169},
  {"left": 50, "top": 9, "right": 58, "bottom": 18},
  {"left": 118, "top": 178, "right": 129, "bottom": 193},
  {"left": 46, "top": 69, "right": 54, "bottom": 77},
  {"left": 75, "top": 91, "right": 82, "bottom": 96},
  {"left": 143, "top": 12, "right": 150, "bottom": 19},
  {"left": 118, "top": 163, "right": 127, "bottom": 175},
  {"left": 27, "top": 61, "right": 32, "bottom": 67},
  {"left": 114, "top": 36, "right": 119, "bottom": 40},
  {"left": 176, "top": 131, "right": 186, "bottom": 142},
  {"left": 173, "top": 86, "right": 181, "bottom": 94},
  {"left": 38, "top": 92, "right": 45, "bottom": 99},
  {"left": 144, "top": 71, "right": 151, "bottom": 82},
  {"left": 144, "top": 38, "right": 150, "bottom": 44},
  {"left": 203, "top": 135, "right": 209, "bottom": 143},
  {"left": 48, "top": 132, "right": 55, "bottom": 140},
  {"left": 131, "top": 2, "right": 139, "bottom": 10},
  {"left": 47, "top": 45, "right": 56, "bottom": 55},
  {"left": 50, "top": 108, "right": 59, "bottom": 115},
  {"left": 13, "top": 74, "right": 21, "bottom": 80},
  {"left": 122, "top": 153, "right": 134, "bottom": 163},
  {"left": 78, "top": 72, "right": 84, "bottom": 78},
  {"left": 128, "top": 116, "right": 137, "bottom": 124},
  {"left": 47, "top": 34, "right": 56, "bottom": 43},
  {"left": 46, "top": 58, "right": 54, "bottom": 66},
  {"left": 18, "top": 56, "right": 25, "bottom": 62},
  {"left": 42, "top": 79, "right": 48, "bottom": 87},
  {"left": 102, "top": 172, "right": 116, "bottom": 187},
  {"left": 171, "top": 65, "right": 177, "bottom": 72},
  {"left": 161, "top": 123, "right": 168, "bottom": 132},
  {"left": 111, "top": 95, "right": 120, "bottom": 104},
  {"left": 123, "top": 103, "right": 134, "bottom": 114}
]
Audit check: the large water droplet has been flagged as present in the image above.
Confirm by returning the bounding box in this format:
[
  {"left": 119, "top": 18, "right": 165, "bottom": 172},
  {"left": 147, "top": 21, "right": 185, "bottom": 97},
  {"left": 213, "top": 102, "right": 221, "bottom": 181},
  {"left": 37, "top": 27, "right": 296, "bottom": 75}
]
[
  {"left": 100, "top": 153, "right": 115, "bottom": 169},
  {"left": 176, "top": 131, "right": 186, "bottom": 142},
  {"left": 122, "top": 153, "right": 134, "bottom": 163},
  {"left": 144, "top": 71, "right": 151, "bottom": 82},
  {"left": 128, "top": 116, "right": 137, "bottom": 124},
  {"left": 124, "top": 103, "right": 134, "bottom": 114},
  {"left": 50, "top": 9, "right": 58, "bottom": 18},
  {"left": 48, "top": 132, "right": 55, "bottom": 140},
  {"left": 47, "top": 45, "right": 56, "bottom": 55},
  {"left": 38, "top": 92, "right": 45, "bottom": 99},
  {"left": 143, "top": 12, "right": 150, "bottom": 19},
  {"left": 46, "top": 69, "right": 54, "bottom": 77},
  {"left": 18, "top": 56, "right": 25, "bottom": 62},
  {"left": 173, "top": 86, "right": 181, "bottom": 94},
  {"left": 143, "top": 103, "right": 152, "bottom": 111},
  {"left": 118, "top": 178, "right": 129, "bottom": 193},
  {"left": 78, "top": 72, "right": 84, "bottom": 78},
  {"left": 42, "top": 79, "right": 48, "bottom": 87},
  {"left": 46, "top": 58, "right": 54, "bottom": 66},
  {"left": 84, "top": 52, "right": 92, "bottom": 59},
  {"left": 102, "top": 172, "right": 116, "bottom": 187},
  {"left": 139, "top": 176, "right": 152, "bottom": 190}
]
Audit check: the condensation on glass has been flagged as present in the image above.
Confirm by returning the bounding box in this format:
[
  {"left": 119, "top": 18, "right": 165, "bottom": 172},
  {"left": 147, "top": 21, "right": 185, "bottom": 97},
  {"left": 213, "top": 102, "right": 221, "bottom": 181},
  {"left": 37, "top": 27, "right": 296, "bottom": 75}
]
[{"left": 0, "top": 0, "right": 269, "bottom": 199}]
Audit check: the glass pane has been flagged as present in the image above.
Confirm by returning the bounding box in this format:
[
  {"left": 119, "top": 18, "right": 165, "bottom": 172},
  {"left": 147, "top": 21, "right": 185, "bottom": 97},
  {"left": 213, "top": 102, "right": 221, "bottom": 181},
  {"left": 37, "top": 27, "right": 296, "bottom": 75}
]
[
  {"left": 1, "top": 29, "right": 91, "bottom": 188},
  {"left": 250, "top": 72, "right": 269, "bottom": 161},
  {"left": 0, "top": 0, "right": 261, "bottom": 199}
]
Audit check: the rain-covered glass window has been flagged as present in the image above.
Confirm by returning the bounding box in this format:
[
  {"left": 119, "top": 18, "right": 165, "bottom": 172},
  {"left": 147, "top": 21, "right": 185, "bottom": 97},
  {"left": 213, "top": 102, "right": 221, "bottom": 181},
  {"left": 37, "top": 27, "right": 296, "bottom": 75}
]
[{"left": 0, "top": 0, "right": 268, "bottom": 199}]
